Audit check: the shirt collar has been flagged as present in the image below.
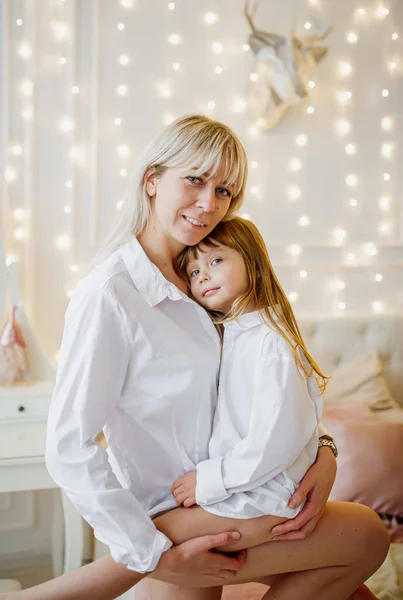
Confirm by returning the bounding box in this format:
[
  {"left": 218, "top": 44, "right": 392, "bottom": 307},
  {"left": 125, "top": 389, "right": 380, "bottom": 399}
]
[
  {"left": 119, "top": 237, "right": 186, "bottom": 307},
  {"left": 224, "top": 307, "right": 281, "bottom": 330}
]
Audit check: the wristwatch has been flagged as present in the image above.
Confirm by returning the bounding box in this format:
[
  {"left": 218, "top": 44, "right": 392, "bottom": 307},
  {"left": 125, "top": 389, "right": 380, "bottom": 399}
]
[{"left": 318, "top": 436, "right": 338, "bottom": 458}]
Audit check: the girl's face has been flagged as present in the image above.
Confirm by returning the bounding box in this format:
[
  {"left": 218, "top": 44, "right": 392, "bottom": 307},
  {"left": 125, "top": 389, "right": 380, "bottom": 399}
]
[
  {"left": 186, "top": 243, "right": 249, "bottom": 314},
  {"left": 146, "top": 168, "right": 233, "bottom": 250}
]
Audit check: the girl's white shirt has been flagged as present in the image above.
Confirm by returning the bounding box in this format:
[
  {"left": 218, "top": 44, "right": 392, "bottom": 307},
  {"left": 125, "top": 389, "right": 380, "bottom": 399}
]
[
  {"left": 45, "top": 237, "right": 221, "bottom": 573},
  {"left": 195, "top": 310, "right": 323, "bottom": 520}
]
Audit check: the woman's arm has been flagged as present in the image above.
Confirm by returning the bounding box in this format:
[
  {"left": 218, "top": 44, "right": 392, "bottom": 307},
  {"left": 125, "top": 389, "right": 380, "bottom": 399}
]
[{"left": 46, "top": 286, "right": 171, "bottom": 573}]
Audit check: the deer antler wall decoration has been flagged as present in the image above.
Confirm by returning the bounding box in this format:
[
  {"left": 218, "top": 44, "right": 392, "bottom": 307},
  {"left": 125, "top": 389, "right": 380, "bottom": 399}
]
[{"left": 244, "top": 0, "right": 333, "bottom": 131}]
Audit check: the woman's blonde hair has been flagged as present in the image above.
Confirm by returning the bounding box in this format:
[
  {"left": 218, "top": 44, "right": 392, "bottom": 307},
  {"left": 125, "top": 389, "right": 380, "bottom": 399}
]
[
  {"left": 176, "top": 217, "right": 330, "bottom": 394},
  {"left": 93, "top": 114, "right": 248, "bottom": 265}
]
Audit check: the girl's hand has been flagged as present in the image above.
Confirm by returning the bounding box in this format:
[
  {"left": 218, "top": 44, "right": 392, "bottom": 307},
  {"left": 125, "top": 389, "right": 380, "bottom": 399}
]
[
  {"left": 172, "top": 471, "right": 197, "bottom": 507},
  {"left": 270, "top": 446, "right": 337, "bottom": 541}
]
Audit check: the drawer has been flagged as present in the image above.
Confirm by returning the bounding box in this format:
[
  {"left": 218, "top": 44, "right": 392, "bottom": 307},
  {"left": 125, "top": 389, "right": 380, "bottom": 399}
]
[
  {"left": 0, "top": 421, "right": 47, "bottom": 459},
  {"left": 0, "top": 394, "right": 51, "bottom": 420}
]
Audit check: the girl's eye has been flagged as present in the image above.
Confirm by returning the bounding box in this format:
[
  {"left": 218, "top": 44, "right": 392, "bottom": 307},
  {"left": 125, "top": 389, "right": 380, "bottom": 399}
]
[
  {"left": 217, "top": 187, "right": 231, "bottom": 198},
  {"left": 190, "top": 269, "right": 199, "bottom": 277},
  {"left": 187, "top": 176, "right": 202, "bottom": 184},
  {"left": 212, "top": 258, "right": 222, "bottom": 266}
]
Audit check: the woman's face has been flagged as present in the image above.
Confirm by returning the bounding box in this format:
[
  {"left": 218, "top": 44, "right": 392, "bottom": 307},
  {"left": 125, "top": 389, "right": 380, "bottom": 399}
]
[{"left": 146, "top": 167, "right": 233, "bottom": 248}]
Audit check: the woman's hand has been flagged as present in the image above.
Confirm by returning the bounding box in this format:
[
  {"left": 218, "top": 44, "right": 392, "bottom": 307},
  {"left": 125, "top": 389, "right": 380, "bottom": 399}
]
[
  {"left": 172, "top": 471, "right": 197, "bottom": 507},
  {"left": 270, "top": 446, "right": 337, "bottom": 541},
  {"left": 154, "top": 531, "right": 247, "bottom": 582}
]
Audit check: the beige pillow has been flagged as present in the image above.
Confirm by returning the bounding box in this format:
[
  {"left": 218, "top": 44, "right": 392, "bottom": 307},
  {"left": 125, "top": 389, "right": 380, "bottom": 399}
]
[{"left": 324, "top": 350, "right": 399, "bottom": 411}]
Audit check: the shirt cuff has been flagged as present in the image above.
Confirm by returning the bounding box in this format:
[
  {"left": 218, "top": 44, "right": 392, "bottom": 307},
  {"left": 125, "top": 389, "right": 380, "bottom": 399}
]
[
  {"left": 110, "top": 530, "right": 173, "bottom": 574},
  {"left": 196, "top": 457, "right": 231, "bottom": 505}
]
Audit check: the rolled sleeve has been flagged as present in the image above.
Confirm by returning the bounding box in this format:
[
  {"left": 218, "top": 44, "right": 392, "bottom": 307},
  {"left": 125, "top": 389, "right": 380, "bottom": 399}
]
[{"left": 196, "top": 456, "right": 230, "bottom": 505}]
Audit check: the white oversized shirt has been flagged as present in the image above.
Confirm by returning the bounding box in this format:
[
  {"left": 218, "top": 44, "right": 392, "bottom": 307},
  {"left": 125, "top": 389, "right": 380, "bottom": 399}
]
[
  {"left": 45, "top": 237, "right": 221, "bottom": 573},
  {"left": 195, "top": 310, "right": 323, "bottom": 519}
]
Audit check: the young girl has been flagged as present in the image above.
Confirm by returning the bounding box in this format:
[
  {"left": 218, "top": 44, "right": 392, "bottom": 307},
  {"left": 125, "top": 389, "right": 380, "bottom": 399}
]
[
  {"left": 170, "top": 216, "right": 329, "bottom": 524},
  {"left": 173, "top": 217, "right": 336, "bottom": 519}
]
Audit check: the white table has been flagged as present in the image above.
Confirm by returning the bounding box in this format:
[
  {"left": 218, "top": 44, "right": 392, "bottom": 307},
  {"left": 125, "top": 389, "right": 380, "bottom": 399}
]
[{"left": 0, "top": 456, "right": 86, "bottom": 577}]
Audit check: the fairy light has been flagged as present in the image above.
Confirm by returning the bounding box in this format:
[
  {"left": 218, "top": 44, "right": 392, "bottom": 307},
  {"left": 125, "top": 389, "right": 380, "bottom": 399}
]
[
  {"left": 345, "top": 144, "right": 356, "bottom": 155},
  {"left": 120, "top": 169, "right": 127, "bottom": 177},
  {"left": 120, "top": 0, "right": 134, "bottom": 7},
  {"left": 71, "top": 86, "right": 79, "bottom": 94},
  {"left": 381, "top": 117, "right": 393, "bottom": 130},
  {"left": 65, "top": 180, "right": 73, "bottom": 188},
  {"left": 59, "top": 118, "right": 74, "bottom": 132},
  {"left": 242, "top": 44, "right": 250, "bottom": 51},
  {"left": 363, "top": 243, "right": 377, "bottom": 256},
  {"left": 117, "top": 85, "right": 128, "bottom": 95},
  {"left": 20, "top": 80, "right": 33, "bottom": 96},
  {"left": 56, "top": 235, "right": 71, "bottom": 250},
  {"left": 372, "top": 301, "right": 384, "bottom": 313},
  {"left": 168, "top": 2, "right": 175, "bottom": 9},
  {"left": 204, "top": 12, "right": 219, "bottom": 24},
  {"left": 51, "top": 22, "right": 69, "bottom": 41},
  {"left": 116, "top": 200, "right": 123, "bottom": 210},
  {"left": 16, "top": 19, "right": 23, "bottom": 26},
  {"left": 300, "top": 270, "right": 308, "bottom": 279},
  {"left": 212, "top": 42, "right": 223, "bottom": 54},
  {"left": 308, "top": 80, "right": 315, "bottom": 89},
  {"left": 338, "top": 302, "right": 346, "bottom": 311},
  {"left": 114, "top": 118, "right": 122, "bottom": 126},
  {"left": 5, "top": 167, "right": 17, "bottom": 182},
  {"left": 249, "top": 73, "right": 259, "bottom": 82},
  {"left": 379, "top": 221, "right": 391, "bottom": 235},
  {"left": 379, "top": 196, "right": 390, "bottom": 212},
  {"left": 304, "top": 22, "right": 312, "bottom": 30},
  {"left": 349, "top": 198, "right": 358, "bottom": 207},
  {"left": 18, "top": 42, "right": 32, "bottom": 59},
  {"left": 59, "top": 57, "right": 67, "bottom": 65},
  {"left": 391, "top": 33, "right": 399, "bottom": 40},
  {"left": 214, "top": 66, "right": 222, "bottom": 74},
  {"left": 338, "top": 91, "right": 352, "bottom": 105},
  {"left": 347, "top": 32, "right": 358, "bottom": 43},
  {"left": 287, "top": 185, "right": 302, "bottom": 201},
  {"left": 116, "top": 144, "right": 130, "bottom": 158},
  {"left": 339, "top": 62, "right": 352, "bottom": 77},
  {"left": 289, "top": 292, "right": 299, "bottom": 302},
  {"left": 13, "top": 208, "right": 25, "bottom": 220},
  {"left": 296, "top": 134, "right": 307, "bottom": 147},
  {"left": 250, "top": 186, "right": 259, "bottom": 195},
  {"left": 357, "top": 8, "right": 365, "bottom": 15},
  {"left": 289, "top": 158, "right": 302, "bottom": 171},
  {"left": 383, "top": 173, "right": 391, "bottom": 181},
  {"left": 12, "top": 144, "right": 22, "bottom": 156},
  {"left": 332, "top": 228, "right": 346, "bottom": 244},
  {"left": 14, "top": 228, "right": 25, "bottom": 240},
  {"left": 168, "top": 34, "right": 181, "bottom": 45},
  {"left": 389, "top": 61, "right": 397, "bottom": 71},
  {"left": 289, "top": 244, "right": 301, "bottom": 256},
  {"left": 207, "top": 101, "right": 215, "bottom": 110},
  {"left": 118, "top": 54, "right": 130, "bottom": 65},
  {"left": 298, "top": 216, "right": 311, "bottom": 227},
  {"left": 306, "top": 106, "right": 315, "bottom": 114},
  {"left": 172, "top": 62, "right": 181, "bottom": 71},
  {"left": 241, "top": 213, "right": 251, "bottom": 220},
  {"left": 117, "top": 23, "right": 125, "bottom": 31},
  {"left": 64, "top": 205, "right": 72, "bottom": 214},
  {"left": 250, "top": 161, "right": 258, "bottom": 169},
  {"left": 345, "top": 174, "right": 357, "bottom": 187},
  {"left": 382, "top": 89, "right": 389, "bottom": 97},
  {"left": 337, "top": 120, "right": 351, "bottom": 136},
  {"left": 381, "top": 143, "right": 392, "bottom": 158},
  {"left": 375, "top": 273, "right": 383, "bottom": 282},
  {"left": 376, "top": 6, "right": 389, "bottom": 18}
]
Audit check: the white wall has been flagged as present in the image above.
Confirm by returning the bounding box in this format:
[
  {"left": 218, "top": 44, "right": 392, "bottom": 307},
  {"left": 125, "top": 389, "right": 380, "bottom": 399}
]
[{"left": 0, "top": 0, "right": 402, "bottom": 568}]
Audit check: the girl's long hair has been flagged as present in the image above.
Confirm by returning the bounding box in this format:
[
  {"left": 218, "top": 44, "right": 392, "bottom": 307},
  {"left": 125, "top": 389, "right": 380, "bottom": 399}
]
[
  {"left": 92, "top": 114, "right": 248, "bottom": 266},
  {"left": 176, "top": 217, "right": 330, "bottom": 393}
]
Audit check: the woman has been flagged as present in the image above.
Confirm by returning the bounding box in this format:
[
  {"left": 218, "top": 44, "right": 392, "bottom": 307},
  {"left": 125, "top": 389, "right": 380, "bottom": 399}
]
[{"left": 7, "top": 115, "right": 388, "bottom": 600}]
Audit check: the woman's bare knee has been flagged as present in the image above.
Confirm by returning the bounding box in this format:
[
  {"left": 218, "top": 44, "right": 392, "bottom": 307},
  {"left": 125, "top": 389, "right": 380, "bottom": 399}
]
[{"left": 347, "top": 504, "right": 389, "bottom": 573}]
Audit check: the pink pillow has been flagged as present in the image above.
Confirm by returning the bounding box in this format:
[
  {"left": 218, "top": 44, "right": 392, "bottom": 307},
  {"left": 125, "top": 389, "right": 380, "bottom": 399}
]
[{"left": 323, "top": 405, "right": 403, "bottom": 537}]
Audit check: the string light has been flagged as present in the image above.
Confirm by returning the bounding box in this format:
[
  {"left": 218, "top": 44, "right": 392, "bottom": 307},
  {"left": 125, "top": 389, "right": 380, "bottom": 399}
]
[
  {"left": 298, "top": 216, "right": 311, "bottom": 227},
  {"left": 346, "top": 32, "right": 358, "bottom": 43},
  {"left": 250, "top": 161, "right": 258, "bottom": 169},
  {"left": 345, "top": 174, "right": 357, "bottom": 187},
  {"left": 375, "top": 273, "right": 383, "bottom": 282},
  {"left": 289, "top": 158, "right": 302, "bottom": 171},
  {"left": 383, "top": 173, "right": 391, "bottom": 181},
  {"left": 372, "top": 301, "right": 384, "bottom": 313},
  {"left": 289, "top": 292, "right": 299, "bottom": 302},
  {"left": 118, "top": 54, "right": 130, "bottom": 65},
  {"left": 212, "top": 42, "right": 223, "bottom": 54},
  {"left": 332, "top": 228, "right": 346, "bottom": 245},
  {"left": 339, "top": 61, "right": 352, "bottom": 77},
  {"left": 308, "top": 80, "right": 315, "bottom": 89},
  {"left": 295, "top": 134, "right": 307, "bottom": 147},
  {"left": 250, "top": 73, "right": 259, "bottom": 82},
  {"left": 345, "top": 144, "right": 356, "bottom": 155},
  {"left": 379, "top": 196, "right": 390, "bottom": 212},
  {"left": 304, "top": 22, "right": 312, "bottom": 30},
  {"left": 382, "top": 89, "right": 389, "bottom": 97},
  {"left": 306, "top": 106, "right": 315, "bottom": 114},
  {"left": 12, "top": 144, "right": 22, "bottom": 156},
  {"left": 349, "top": 198, "right": 358, "bottom": 207},
  {"left": 214, "top": 66, "right": 222, "bottom": 74},
  {"left": 168, "top": 2, "right": 175, "bottom": 9},
  {"left": 242, "top": 44, "right": 250, "bottom": 51},
  {"left": 391, "top": 33, "right": 399, "bottom": 40},
  {"left": 337, "top": 120, "right": 351, "bottom": 136},
  {"left": 204, "top": 12, "right": 219, "bottom": 24},
  {"left": 289, "top": 244, "right": 301, "bottom": 256},
  {"left": 117, "top": 23, "right": 125, "bottom": 31},
  {"left": 299, "top": 270, "right": 308, "bottom": 279},
  {"left": 381, "top": 117, "right": 393, "bottom": 130},
  {"left": 168, "top": 34, "right": 181, "bottom": 45},
  {"left": 363, "top": 243, "right": 377, "bottom": 256},
  {"left": 338, "top": 302, "right": 346, "bottom": 311},
  {"left": 56, "top": 235, "right": 71, "bottom": 250},
  {"left": 117, "top": 84, "right": 128, "bottom": 95},
  {"left": 287, "top": 185, "right": 302, "bottom": 201}
]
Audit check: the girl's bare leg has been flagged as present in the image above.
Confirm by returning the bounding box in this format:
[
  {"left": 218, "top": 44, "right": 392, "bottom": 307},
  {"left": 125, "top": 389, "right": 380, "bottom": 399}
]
[{"left": 148, "top": 502, "right": 389, "bottom": 600}]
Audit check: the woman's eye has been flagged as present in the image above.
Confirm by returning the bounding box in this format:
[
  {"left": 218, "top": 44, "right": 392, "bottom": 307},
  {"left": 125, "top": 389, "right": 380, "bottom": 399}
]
[
  {"left": 190, "top": 269, "right": 199, "bottom": 277},
  {"left": 212, "top": 258, "right": 222, "bottom": 266},
  {"left": 217, "top": 187, "right": 231, "bottom": 197},
  {"left": 187, "top": 176, "right": 202, "bottom": 184}
]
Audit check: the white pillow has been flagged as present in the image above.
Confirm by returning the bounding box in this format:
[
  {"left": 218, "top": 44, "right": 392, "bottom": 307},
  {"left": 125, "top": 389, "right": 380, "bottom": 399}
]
[{"left": 324, "top": 350, "right": 399, "bottom": 412}]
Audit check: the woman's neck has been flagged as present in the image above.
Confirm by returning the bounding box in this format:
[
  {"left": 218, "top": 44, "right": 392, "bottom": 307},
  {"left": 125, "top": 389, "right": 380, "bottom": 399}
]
[{"left": 137, "top": 228, "right": 187, "bottom": 292}]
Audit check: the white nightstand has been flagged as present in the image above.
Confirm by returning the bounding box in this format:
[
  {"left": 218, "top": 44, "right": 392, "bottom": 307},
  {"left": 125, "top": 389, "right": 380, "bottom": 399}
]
[{"left": 0, "top": 380, "right": 87, "bottom": 576}]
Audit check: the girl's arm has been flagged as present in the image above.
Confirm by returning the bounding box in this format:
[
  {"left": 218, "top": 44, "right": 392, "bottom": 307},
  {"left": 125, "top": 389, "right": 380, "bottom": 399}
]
[
  {"left": 194, "top": 342, "right": 322, "bottom": 506},
  {"left": 46, "top": 286, "right": 171, "bottom": 574}
]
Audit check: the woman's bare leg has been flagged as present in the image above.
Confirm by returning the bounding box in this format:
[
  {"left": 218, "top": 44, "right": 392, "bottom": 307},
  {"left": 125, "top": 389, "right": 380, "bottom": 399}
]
[{"left": 148, "top": 502, "right": 389, "bottom": 600}]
